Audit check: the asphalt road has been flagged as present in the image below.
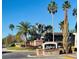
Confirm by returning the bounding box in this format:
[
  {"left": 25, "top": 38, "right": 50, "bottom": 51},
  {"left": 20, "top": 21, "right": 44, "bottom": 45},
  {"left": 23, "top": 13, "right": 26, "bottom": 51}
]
[
  {"left": 2, "top": 52, "right": 36, "bottom": 59},
  {"left": 2, "top": 52, "right": 76, "bottom": 59}
]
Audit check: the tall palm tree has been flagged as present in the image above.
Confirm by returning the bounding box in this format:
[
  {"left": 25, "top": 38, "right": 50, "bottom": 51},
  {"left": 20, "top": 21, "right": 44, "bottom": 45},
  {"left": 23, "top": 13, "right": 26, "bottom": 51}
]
[
  {"left": 9, "top": 24, "right": 15, "bottom": 31},
  {"left": 17, "top": 21, "right": 30, "bottom": 46},
  {"left": 72, "top": 8, "right": 77, "bottom": 32},
  {"left": 48, "top": 0, "right": 57, "bottom": 42},
  {"left": 73, "top": 8, "right": 77, "bottom": 17},
  {"left": 59, "top": 20, "right": 70, "bottom": 33},
  {"left": 62, "top": 0, "right": 71, "bottom": 53},
  {"left": 59, "top": 20, "right": 64, "bottom": 32},
  {"left": 8, "top": 24, "right": 15, "bottom": 47}
]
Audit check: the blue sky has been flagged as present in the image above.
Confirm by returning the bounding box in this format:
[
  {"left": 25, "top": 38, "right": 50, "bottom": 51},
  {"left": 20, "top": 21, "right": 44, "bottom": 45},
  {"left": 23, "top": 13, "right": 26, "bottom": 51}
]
[{"left": 2, "top": 0, "right": 77, "bottom": 38}]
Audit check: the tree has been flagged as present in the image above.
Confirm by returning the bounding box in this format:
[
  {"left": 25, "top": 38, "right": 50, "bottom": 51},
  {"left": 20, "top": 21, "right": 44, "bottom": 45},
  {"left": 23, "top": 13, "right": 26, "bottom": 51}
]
[
  {"left": 48, "top": 1, "right": 57, "bottom": 42},
  {"left": 73, "top": 8, "right": 77, "bottom": 17},
  {"left": 44, "top": 32, "right": 53, "bottom": 42},
  {"left": 45, "top": 25, "right": 52, "bottom": 33},
  {"left": 16, "top": 32, "right": 23, "bottom": 42},
  {"left": 29, "top": 23, "right": 45, "bottom": 40},
  {"left": 5, "top": 34, "right": 15, "bottom": 47},
  {"left": 8, "top": 24, "right": 15, "bottom": 47},
  {"left": 59, "top": 21, "right": 64, "bottom": 32},
  {"left": 62, "top": 0, "right": 71, "bottom": 53},
  {"left": 59, "top": 20, "right": 64, "bottom": 38},
  {"left": 29, "top": 25, "right": 38, "bottom": 40},
  {"left": 9, "top": 24, "right": 15, "bottom": 31},
  {"left": 72, "top": 8, "right": 77, "bottom": 32},
  {"left": 17, "top": 21, "right": 30, "bottom": 47},
  {"left": 2, "top": 37, "right": 6, "bottom": 47}
]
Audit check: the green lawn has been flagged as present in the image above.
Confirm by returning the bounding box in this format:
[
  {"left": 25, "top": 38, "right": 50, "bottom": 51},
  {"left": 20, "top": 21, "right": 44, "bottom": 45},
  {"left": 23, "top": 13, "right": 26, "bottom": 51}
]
[{"left": 7, "top": 47, "right": 35, "bottom": 50}]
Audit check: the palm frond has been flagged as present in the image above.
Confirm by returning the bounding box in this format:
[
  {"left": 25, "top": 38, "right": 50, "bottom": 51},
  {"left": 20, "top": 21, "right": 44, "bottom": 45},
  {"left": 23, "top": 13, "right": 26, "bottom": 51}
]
[
  {"left": 62, "top": 1, "right": 71, "bottom": 10},
  {"left": 73, "top": 8, "right": 77, "bottom": 16},
  {"left": 9, "top": 24, "right": 15, "bottom": 31},
  {"left": 48, "top": 1, "right": 57, "bottom": 14},
  {"left": 17, "top": 21, "right": 30, "bottom": 34}
]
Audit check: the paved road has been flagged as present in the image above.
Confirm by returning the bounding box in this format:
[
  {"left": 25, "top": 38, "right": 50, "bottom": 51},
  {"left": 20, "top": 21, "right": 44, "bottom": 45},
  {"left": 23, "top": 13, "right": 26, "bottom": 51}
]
[
  {"left": 2, "top": 52, "right": 76, "bottom": 59},
  {"left": 2, "top": 52, "right": 36, "bottom": 59}
]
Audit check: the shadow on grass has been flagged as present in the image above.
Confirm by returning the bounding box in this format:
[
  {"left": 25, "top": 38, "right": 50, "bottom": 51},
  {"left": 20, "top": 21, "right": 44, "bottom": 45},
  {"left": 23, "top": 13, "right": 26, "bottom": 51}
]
[{"left": 2, "top": 51, "right": 12, "bottom": 54}]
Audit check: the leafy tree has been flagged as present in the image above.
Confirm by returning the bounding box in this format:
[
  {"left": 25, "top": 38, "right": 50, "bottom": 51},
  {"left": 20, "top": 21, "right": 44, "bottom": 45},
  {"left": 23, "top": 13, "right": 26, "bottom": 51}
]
[
  {"left": 45, "top": 25, "right": 52, "bottom": 33},
  {"left": 44, "top": 33, "right": 53, "bottom": 42},
  {"left": 29, "top": 25, "right": 37, "bottom": 40}
]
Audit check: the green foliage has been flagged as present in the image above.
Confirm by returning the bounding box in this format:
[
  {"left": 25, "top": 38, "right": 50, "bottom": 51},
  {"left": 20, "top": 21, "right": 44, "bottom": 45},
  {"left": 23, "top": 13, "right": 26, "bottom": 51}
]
[
  {"left": 17, "top": 21, "right": 30, "bottom": 34},
  {"left": 48, "top": 1, "right": 57, "bottom": 14},
  {"left": 73, "top": 8, "right": 77, "bottom": 16},
  {"left": 9, "top": 43, "right": 15, "bottom": 47},
  {"left": 72, "top": 8, "right": 77, "bottom": 32},
  {"left": 59, "top": 20, "right": 64, "bottom": 31},
  {"left": 2, "top": 37, "right": 6, "bottom": 45},
  {"left": 15, "top": 32, "right": 23, "bottom": 42},
  {"left": 62, "top": 1, "right": 71, "bottom": 10},
  {"left": 9, "top": 24, "right": 15, "bottom": 31}
]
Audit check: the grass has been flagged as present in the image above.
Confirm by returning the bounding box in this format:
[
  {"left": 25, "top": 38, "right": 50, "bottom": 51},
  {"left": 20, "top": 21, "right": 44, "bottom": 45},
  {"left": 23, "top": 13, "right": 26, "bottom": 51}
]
[{"left": 7, "top": 46, "right": 35, "bottom": 50}]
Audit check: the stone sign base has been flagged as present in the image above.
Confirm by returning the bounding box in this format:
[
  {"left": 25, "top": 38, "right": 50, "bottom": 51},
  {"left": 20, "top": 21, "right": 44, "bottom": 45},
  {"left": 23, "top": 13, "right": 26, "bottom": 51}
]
[{"left": 36, "top": 49, "right": 59, "bottom": 56}]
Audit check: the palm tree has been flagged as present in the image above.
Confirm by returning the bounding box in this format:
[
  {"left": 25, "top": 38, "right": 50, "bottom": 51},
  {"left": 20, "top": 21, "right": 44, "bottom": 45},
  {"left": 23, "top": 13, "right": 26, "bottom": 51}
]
[
  {"left": 59, "top": 21, "right": 64, "bottom": 31},
  {"left": 73, "top": 8, "right": 77, "bottom": 17},
  {"left": 59, "top": 20, "right": 70, "bottom": 33},
  {"left": 72, "top": 8, "right": 77, "bottom": 32},
  {"left": 8, "top": 24, "right": 15, "bottom": 47},
  {"left": 62, "top": 0, "right": 71, "bottom": 53},
  {"left": 17, "top": 21, "right": 30, "bottom": 47},
  {"left": 16, "top": 32, "right": 22, "bottom": 42},
  {"left": 59, "top": 20, "right": 64, "bottom": 32},
  {"left": 48, "top": 0, "right": 57, "bottom": 42},
  {"left": 9, "top": 24, "right": 15, "bottom": 31}
]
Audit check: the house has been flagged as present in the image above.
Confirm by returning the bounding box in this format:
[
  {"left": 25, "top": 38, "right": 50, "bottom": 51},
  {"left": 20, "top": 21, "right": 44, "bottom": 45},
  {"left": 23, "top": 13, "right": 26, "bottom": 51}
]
[
  {"left": 27, "top": 32, "right": 76, "bottom": 49},
  {"left": 30, "top": 38, "right": 43, "bottom": 46}
]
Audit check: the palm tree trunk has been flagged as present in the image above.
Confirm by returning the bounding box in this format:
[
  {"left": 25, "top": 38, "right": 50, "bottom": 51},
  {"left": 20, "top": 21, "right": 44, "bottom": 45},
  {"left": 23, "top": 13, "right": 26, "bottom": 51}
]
[
  {"left": 63, "top": 8, "right": 68, "bottom": 54},
  {"left": 51, "top": 13, "right": 54, "bottom": 42},
  {"left": 24, "top": 33, "right": 27, "bottom": 47}
]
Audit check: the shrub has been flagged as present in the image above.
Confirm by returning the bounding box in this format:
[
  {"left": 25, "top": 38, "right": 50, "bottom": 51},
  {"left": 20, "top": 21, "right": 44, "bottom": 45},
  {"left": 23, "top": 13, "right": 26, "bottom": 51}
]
[
  {"left": 74, "top": 48, "right": 77, "bottom": 52},
  {"left": 9, "top": 44, "right": 15, "bottom": 47},
  {"left": 59, "top": 50, "right": 63, "bottom": 54}
]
